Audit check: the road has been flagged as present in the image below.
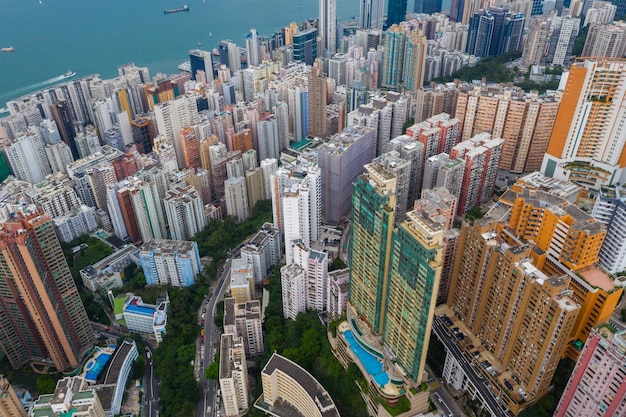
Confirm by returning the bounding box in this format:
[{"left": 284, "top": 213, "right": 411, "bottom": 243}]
[
  {"left": 195, "top": 257, "right": 232, "bottom": 417},
  {"left": 432, "top": 316, "right": 511, "bottom": 417},
  {"left": 143, "top": 347, "right": 161, "bottom": 417}
]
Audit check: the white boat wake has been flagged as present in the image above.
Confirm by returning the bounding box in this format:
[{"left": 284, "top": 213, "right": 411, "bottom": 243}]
[{"left": 3, "top": 75, "right": 67, "bottom": 101}]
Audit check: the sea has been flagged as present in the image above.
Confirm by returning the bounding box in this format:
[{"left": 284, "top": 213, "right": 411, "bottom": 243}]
[{"left": 0, "top": 0, "right": 361, "bottom": 108}]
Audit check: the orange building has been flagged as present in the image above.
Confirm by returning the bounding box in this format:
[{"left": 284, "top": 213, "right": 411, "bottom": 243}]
[
  {"left": 542, "top": 58, "right": 626, "bottom": 189},
  {"left": 509, "top": 189, "right": 605, "bottom": 271},
  {"left": 0, "top": 211, "right": 93, "bottom": 372},
  {"left": 180, "top": 127, "right": 200, "bottom": 168}
]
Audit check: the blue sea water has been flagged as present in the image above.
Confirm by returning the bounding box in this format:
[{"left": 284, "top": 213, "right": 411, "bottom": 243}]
[{"left": 0, "top": 0, "right": 360, "bottom": 107}]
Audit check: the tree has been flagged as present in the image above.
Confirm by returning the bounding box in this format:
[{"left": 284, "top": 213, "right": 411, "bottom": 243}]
[
  {"left": 621, "top": 308, "right": 626, "bottom": 322},
  {"left": 204, "top": 360, "right": 219, "bottom": 380},
  {"left": 36, "top": 374, "right": 59, "bottom": 395},
  {"left": 329, "top": 257, "right": 347, "bottom": 272},
  {"left": 465, "top": 206, "right": 484, "bottom": 221},
  {"left": 131, "top": 356, "right": 146, "bottom": 380}
]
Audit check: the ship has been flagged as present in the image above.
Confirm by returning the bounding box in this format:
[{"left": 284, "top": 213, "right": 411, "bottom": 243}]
[
  {"left": 61, "top": 70, "right": 76, "bottom": 78},
  {"left": 0, "top": 107, "right": 9, "bottom": 114},
  {"left": 2, "top": 46, "right": 15, "bottom": 53},
  {"left": 164, "top": 4, "right": 189, "bottom": 14}
]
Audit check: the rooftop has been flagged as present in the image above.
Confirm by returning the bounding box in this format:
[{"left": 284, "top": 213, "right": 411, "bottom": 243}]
[
  {"left": 576, "top": 265, "right": 617, "bottom": 292},
  {"left": 262, "top": 353, "right": 340, "bottom": 417}
]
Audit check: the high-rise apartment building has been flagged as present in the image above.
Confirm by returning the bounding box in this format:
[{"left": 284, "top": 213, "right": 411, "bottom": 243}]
[
  {"left": 509, "top": 188, "right": 606, "bottom": 272},
  {"left": 592, "top": 185, "right": 626, "bottom": 274},
  {"left": 164, "top": 185, "right": 207, "bottom": 241},
  {"left": 455, "top": 85, "right": 560, "bottom": 173},
  {"left": 546, "top": 16, "right": 580, "bottom": 67},
  {"left": 382, "top": 25, "right": 406, "bottom": 90},
  {"left": 349, "top": 163, "right": 397, "bottom": 335},
  {"left": 224, "top": 298, "right": 264, "bottom": 358},
  {"left": 449, "top": 219, "right": 580, "bottom": 401},
  {"left": 139, "top": 239, "right": 200, "bottom": 287},
  {"left": 224, "top": 176, "right": 250, "bottom": 222},
  {"left": 317, "top": 126, "right": 375, "bottom": 224},
  {"left": 0, "top": 211, "right": 93, "bottom": 372},
  {"left": 246, "top": 29, "right": 260, "bottom": 67},
  {"left": 319, "top": 0, "right": 337, "bottom": 53},
  {"left": 219, "top": 334, "right": 249, "bottom": 417},
  {"left": 5, "top": 131, "right": 52, "bottom": 184},
  {"left": 582, "top": 21, "right": 626, "bottom": 58},
  {"left": 349, "top": 161, "right": 444, "bottom": 383},
  {"left": 180, "top": 127, "right": 200, "bottom": 169},
  {"left": 383, "top": 209, "right": 444, "bottom": 382},
  {"left": 386, "top": 0, "right": 407, "bottom": 28},
  {"left": 0, "top": 375, "right": 28, "bottom": 417},
  {"left": 307, "top": 60, "right": 328, "bottom": 139},
  {"left": 282, "top": 165, "right": 322, "bottom": 264},
  {"left": 240, "top": 223, "right": 281, "bottom": 283},
  {"left": 153, "top": 94, "right": 200, "bottom": 169},
  {"left": 554, "top": 325, "right": 626, "bottom": 417},
  {"left": 450, "top": 132, "right": 503, "bottom": 215}
]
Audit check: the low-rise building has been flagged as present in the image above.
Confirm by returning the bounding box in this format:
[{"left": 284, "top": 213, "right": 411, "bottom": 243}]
[
  {"left": 29, "top": 377, "right": 105, "bottom": 417},
  {"left": 80, "top": 245, "right": 140, "bottom": 292}
]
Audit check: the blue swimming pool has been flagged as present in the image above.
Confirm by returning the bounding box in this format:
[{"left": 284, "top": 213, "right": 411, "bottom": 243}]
[
  {"left": 85, "top": 349, "right": 114, "bottom": 381},
  {"left": 343, "top": 330, "right": 389, "bottom": 386}
]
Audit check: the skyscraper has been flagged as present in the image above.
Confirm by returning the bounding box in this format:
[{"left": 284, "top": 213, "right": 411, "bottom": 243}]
[
  {"left": 293, "top": 28, "right": 318, "bottom": 65},
  {"left": 246, "top": 29, "right": 260, "bottom": 67},
  {"left": 307, "top": 60, "right": 328, "bottom": 139},
  {"left": 449, "top": 219, "right": 580, "bottom": 401},
  {"left": 360, "top": 0, "right": 385, "bottom": 30},
  {"left": 349, "top": 162, "right": 444, "bottom": 383},
  {"left": 381, "top": 25, "right": 406, "bottom": 89},
  {"left": 319, "top": 0, "right": 337, "bottom": 54},
  {"left": 414, "top": 0, "right": 442, "bottom": 14},
  {"left": 554, "top": 326, "right": 626, "bottom": 417},
  {"left": 542, "top": 58, "right": 626, "bottom": 189},
  {"left": 0, "top": 210, "right": 93, "bottom": 372},
  {"left": 386, "top": 0, "right": 407, "bottom": 28},
  {"left": 592, "top": 185, "right": 626, "bottom": 274},
  {"left": 189, "top": 49, "right": 214, "bottom": 82},
  {"left": 349, "top": 163, "right": 398, "bottom": 334}
]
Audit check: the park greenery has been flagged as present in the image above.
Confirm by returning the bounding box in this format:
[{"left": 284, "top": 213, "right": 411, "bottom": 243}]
[
  {"left": 244, "top": 266, "right": 368, "bottom": 417},
  {"left": 434, "top": 51, "right": 522, "bottom": 84},
  {"left": 191, "top": 199, "right": 272, "bottom": 278},
  {"left": 61, "top": 235, "right": 114, "bottom": 325},
  {"left": 152, "top": 282, "right": 208, "bottom": 417},
  {"left": 329, "top": 256, "right": 347, "bottom": 272}
]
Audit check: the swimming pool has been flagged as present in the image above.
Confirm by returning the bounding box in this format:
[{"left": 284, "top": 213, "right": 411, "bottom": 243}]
[
  {"left": 85, "top": 349, "right": 114, "bottom": 381},
  {"left": 343, "top": 330, "right": 389, "bottom": 386}
]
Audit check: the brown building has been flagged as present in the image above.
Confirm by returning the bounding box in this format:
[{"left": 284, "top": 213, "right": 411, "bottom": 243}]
[
  {"left": 180, "top": 127, "right": 200, "bottom": 169},
  {"left": 0, "top": 211, "right": 93, "bottom": 372},
  {"left": 455, "top": 86, "right": 560, "bottom": 173},
  {"left": 449, "top": 219, "right": 580, "bottom": 403},
  {"left": 0, "top": 376, "right": 27, "bottom": 417}
]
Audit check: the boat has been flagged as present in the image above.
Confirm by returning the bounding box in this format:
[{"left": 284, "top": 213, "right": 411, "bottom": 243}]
[
  {"left": 2, "top": 46, "right": 15, "bottom": 53},
  {"left": 0, "top": 107, "right": 8, "bottom": 113},
  {"left": 164, "top": 4, "right": 189, "bottom": 14},
  {"left": 61, "top": 70, "right": 76, "bottom": 78}
]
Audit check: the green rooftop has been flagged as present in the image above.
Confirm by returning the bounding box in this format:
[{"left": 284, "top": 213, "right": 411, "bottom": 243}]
[{"left": 291, "top": 139, "right": 311, "bottom": 150}]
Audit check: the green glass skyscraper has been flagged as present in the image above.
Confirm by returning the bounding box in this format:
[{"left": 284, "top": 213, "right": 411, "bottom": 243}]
[
  {"left": 348, "top": 163, "right": 397, "bottom": 334},
  {"left": 348, "top": 162, "right": 444, "bottom": 383},
  {"left": 384, "top": 210, "right": 443, "bottom": 381},
  {"left": 386, "top": 0, "right": 407, "bottom": 28}
]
